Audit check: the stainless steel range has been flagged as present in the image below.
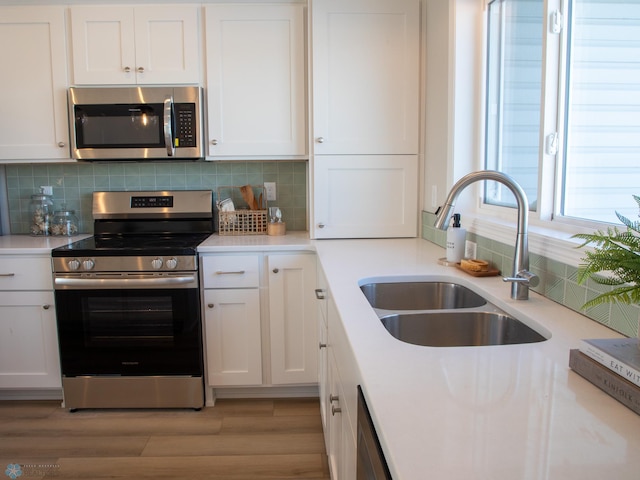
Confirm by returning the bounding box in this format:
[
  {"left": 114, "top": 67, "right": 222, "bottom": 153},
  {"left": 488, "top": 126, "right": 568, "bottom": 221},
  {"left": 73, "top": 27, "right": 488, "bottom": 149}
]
[{"left": 52, "top": 190, "right": 213, "bottom": 410}]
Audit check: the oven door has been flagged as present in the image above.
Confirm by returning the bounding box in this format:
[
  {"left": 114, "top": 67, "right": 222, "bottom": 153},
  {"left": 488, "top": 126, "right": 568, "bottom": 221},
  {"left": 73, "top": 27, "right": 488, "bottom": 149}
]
[{"left": 54, "top": 286, "right": 203, "bottom": 377}]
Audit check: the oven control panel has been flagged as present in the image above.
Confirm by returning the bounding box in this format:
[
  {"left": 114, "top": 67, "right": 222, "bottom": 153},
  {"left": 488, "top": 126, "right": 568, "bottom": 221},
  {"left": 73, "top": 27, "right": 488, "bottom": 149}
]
[{"left": 53, "top": 256, "right": 196, "bottom": 273}]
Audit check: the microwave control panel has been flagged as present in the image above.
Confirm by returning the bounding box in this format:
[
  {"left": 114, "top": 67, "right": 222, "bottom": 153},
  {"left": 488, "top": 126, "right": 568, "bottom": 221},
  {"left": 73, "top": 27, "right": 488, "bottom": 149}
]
[{"left": 175, "top": 103, "right": 197, "bottom": 147}]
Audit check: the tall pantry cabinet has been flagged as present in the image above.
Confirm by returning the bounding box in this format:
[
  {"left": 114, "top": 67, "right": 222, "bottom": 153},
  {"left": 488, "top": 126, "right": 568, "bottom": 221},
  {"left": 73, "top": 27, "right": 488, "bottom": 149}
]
[{"left": 310, "top": 0, "right": 421, "bottom": 238}]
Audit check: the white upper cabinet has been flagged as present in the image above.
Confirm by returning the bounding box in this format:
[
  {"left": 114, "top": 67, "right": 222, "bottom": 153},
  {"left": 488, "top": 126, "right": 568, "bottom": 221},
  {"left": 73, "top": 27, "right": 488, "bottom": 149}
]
[
  {"left": 0, "top": 7, "right": 70, "bottom": 161},
  {"left": 313, "top": 155, "right": 418, "bottom": 238},
  {"left": 311, "top": 0, "right": 420, "bottom": 155},
  {"left": 70, "top": 5, "right": 200, "bottom": 85},
  {"left": 204, "top": 5, "right": 306, "bottom": 158}
]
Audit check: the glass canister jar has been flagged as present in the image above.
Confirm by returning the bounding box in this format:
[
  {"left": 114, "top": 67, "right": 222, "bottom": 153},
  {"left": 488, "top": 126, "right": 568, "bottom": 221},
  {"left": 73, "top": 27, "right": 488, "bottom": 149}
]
[
  {"left": 51, "top": 208, "right": 79, "bottom": 236},
  {"left": 29, "top": 192, "right": 53, "bottom": 236}
]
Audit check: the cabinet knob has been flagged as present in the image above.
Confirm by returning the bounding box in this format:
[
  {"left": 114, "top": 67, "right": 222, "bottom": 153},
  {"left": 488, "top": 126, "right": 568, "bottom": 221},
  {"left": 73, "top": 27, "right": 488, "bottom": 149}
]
[
  {"left": 137, "top": 66, "right": 145, "bottom": 73},
  {"left": 208, "top": 303, "right": 214, "bottom": 309},
  {"left": 272, "top": 268, "right": 279, "bottom": 274},
  {"left": 42, "top": 304, "right": 50, "bottom": 310},
  {"left": 211, "top": 139, "right": 218, "bottom": 146},
  {"left": 329, "top": 394, "right": 339, "bottom": 403},
  {"left": 123, "top": 66, "right": 131, "bottom": 73},
  {"left": 57, "top": 142, "right": 65, "bottom": 148},
  {"left": 316, "top": 137, "right": 325, "bottom": 144},
  {"left": 315, "top": 288, "right": 326, "bottom": 300},
  {"left": 318, "top": 223, "right": 326, "bottom": 229},
  {"left": 319, "top": 342, "right": 327, "bottom": 350},
  {"left": 331, "top": 405, "right": 342, "bottom": 416}
]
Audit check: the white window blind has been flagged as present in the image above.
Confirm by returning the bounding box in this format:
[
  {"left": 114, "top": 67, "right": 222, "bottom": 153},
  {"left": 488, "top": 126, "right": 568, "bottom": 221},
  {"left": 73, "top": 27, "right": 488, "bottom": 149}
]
[{"left": 561, "top": 0, "right": 640, "bottom": 223}]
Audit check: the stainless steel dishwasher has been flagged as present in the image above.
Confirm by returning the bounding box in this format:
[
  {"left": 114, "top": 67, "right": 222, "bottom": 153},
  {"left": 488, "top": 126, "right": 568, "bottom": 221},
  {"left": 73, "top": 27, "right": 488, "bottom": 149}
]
[{"left": 357, "top": 386, "right": 392, "bottom": 479}]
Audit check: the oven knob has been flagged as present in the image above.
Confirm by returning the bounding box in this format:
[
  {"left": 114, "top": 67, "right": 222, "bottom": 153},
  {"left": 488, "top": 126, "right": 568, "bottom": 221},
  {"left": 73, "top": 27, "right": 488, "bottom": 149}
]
[
  {"left": 67, "top": 258, "right": 81, "bottom": 271},
  {"left": 151, "top": 258, "right": 164, "bottom": 270},
  {"left": 82, "top": 259, "right": 95, "bottom": 271},
  {"left": 165, "top": 257, "right": 178, "bottom": 270}
]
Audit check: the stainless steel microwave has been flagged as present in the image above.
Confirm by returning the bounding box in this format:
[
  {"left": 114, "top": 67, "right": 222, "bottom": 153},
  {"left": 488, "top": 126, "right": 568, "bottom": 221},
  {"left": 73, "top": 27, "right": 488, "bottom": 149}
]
[{"left": 69, "top": 86, "right": 203, "bottom": 160}]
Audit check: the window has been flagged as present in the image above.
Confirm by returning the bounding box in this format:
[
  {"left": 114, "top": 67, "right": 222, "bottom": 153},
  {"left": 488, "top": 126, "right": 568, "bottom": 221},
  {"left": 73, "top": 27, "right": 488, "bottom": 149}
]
[{"left": 485, "top": 0, "right": 640, "bottom": 225}]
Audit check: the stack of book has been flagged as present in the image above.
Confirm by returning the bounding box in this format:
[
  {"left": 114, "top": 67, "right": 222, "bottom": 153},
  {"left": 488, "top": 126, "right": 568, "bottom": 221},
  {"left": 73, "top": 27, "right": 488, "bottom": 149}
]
[{"left": 569, "top": 337, "right": 640, "bottom": 415}]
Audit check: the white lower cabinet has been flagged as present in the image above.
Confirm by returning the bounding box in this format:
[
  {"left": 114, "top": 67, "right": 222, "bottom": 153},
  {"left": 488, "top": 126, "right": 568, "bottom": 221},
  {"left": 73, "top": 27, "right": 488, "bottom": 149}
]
[
  {"left": 267, "top": 253, "right": 317, "bottom": 385},
  {"left": 202, "top": 255, "right": 262, "bottom": 386},
  {"left": 317, "top": 262, "right": 357, "bottom": 479},
  {"left": 203, "top": 288, "right": 262, "bottom": 386},
  {"left": 0, "top": 255, "right": 61, "bottom": 390},
  {"left": 201, "top": 251, "right": 317, "bottom": 390}
]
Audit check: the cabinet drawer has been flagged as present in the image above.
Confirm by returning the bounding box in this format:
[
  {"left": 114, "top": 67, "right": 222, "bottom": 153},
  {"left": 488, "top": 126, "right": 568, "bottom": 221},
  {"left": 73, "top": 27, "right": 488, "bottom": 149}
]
[
  {"left": 0, "top": 256, "right": 53, "bottom": 291},
  {"left": 202, "top": 255, "right": 260, "bottom": 288}
]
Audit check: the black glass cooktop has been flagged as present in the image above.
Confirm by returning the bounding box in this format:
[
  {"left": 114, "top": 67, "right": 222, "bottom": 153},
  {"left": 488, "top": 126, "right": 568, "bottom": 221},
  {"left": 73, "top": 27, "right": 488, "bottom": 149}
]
[{"left": 52, "top": 233, "right": 211, "bottom": 257}]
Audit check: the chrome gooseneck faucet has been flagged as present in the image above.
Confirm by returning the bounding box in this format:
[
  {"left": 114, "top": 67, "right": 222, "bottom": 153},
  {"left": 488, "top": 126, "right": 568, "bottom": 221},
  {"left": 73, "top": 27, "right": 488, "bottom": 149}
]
[{"left": 434, "top": 170, "right": 539, "bottom": 300}]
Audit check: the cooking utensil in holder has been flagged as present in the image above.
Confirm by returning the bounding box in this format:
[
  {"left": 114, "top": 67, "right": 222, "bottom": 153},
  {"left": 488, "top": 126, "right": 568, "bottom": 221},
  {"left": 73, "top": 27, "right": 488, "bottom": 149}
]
[{"left": 217, "top": 186, "right": 267, "bottom": 235}]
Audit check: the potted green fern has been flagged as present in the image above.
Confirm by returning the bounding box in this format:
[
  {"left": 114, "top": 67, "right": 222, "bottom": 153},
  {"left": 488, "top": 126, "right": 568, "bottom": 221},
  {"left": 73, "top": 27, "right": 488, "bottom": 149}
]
[{"left": 572, "top": 195, "right": 640, "bottom": 309}]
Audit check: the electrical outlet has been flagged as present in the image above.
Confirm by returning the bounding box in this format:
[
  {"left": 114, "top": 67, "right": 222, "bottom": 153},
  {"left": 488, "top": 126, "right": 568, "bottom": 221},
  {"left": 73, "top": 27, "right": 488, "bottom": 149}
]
[
  {"left": 465, "top": 240, "right": 477, "bottom": 260},
  {"left": 264, "top": 182, "right": 276, "bottom": 201}
]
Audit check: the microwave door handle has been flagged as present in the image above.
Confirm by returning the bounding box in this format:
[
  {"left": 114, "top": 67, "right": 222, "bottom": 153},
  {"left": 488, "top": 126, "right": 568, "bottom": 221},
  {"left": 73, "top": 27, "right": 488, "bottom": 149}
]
[{"left": 163, "top": 96, "right": 175, "bottom": 157}]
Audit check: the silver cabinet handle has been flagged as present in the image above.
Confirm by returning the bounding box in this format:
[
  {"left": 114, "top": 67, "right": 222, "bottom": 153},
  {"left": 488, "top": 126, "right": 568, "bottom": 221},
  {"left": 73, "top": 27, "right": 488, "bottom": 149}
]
[
  {"left": 272, "top": 268, "right": 279, "bottom": 274},
  {"left": 315, "top": 288, "right": 326, "bottom": 300},
  {"left": 123, "top": 66, "right": 131, "bottom": 73},
  {"left": 316, "top": 137, "right": 325, "bottom": 143},
  {"left": 137, "top": 66, "right": 145, "bottom": 73},
  {"left": 318, "top": 223, "right": 326, "bottom": 229},
  {"left": 331, "top": 405, "right": 342, "bottom": 416},
  {"left": 211, "top": 139, "right": 218, "bottom": 146},
  {"left": 0, "top": 273, "right": 15, "bottom": 277},
  {"left": 329, "top": 394, "right": 339, "bottom": 403},
  {"left": 215, "top": 270, "right": 246, "bottom": 275},
  {"left": 319, "top": 342, "right": 327, "bottom": 349},
  {"left": 43, "top": 305, "right": 50, "bottom": 310},
  {"left": 58, "top": 142, "right": 65, "bottom": 148},
  {"left": 163, "top": 95, "right": 175, "bottom": 157},
  {"left": 207, "top": 303, "right": 214, "bottom": 309}
]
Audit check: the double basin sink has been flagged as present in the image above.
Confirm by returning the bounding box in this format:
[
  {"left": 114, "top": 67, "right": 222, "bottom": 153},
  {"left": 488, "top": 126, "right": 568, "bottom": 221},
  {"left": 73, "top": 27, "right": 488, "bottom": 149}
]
[{"left": 359, "top": 280, "right": 548, "bottom": 347}]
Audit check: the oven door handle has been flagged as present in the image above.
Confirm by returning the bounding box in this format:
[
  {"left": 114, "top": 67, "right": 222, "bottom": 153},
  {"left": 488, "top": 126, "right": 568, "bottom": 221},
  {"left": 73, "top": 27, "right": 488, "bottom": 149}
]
[
  {"left": 54, "top": 275, "right": 196, "bottom": 289},
  {"left": 164, "top": 95, "right": 175, "bottom": 157}
]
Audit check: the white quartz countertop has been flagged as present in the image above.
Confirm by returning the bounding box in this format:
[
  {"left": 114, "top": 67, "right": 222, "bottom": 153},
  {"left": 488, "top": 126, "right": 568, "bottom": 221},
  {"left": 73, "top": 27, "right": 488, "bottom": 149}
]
[
  {"left": 197, "top": 231, "right": 314, "bottom": 252},
  {"left": 313, "top": 238, "right": 640, "bottom": 480},
  {"left": 0, "top": 234, "right": 91, "bottom": 254}
]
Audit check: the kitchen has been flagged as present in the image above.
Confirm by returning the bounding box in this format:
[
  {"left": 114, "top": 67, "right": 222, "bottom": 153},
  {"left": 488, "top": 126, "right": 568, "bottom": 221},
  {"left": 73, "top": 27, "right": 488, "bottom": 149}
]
[{"left": 1, "top": 0, "right": 640, "bottom": 479}]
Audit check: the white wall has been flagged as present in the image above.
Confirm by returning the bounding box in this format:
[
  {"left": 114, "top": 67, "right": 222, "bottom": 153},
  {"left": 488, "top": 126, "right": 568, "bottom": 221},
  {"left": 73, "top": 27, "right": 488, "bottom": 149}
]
[{"left": 423, "top": 0, "right": 484, "bottom": 215}]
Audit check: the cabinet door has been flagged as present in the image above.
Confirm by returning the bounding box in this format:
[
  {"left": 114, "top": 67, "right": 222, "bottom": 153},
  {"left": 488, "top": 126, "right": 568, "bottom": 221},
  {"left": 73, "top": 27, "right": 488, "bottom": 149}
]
[
  {"left": 313, "top": 155, "right": 418, "bottom": 238},
  {"left": 0, "top": 292, "right": 60, "bottom": 389},
  {"left": 267, "top": 254, "right": 317, "bottom": 384},
  {"left": 70, "top": 6, "right": 136, "bottom": 84},
  {"left": 134, "top": 6, "right": 200, "bottom": 84},
  {"left": 71, "top": 6, "right": 200, "bottom": 85},
  {"left": 0, "top": 7, "right": 69, "bottom": 160},
  {"left": 205, "top": 5, "right": 306, "bottom": 157},
  {"left": 203, "top": 289, "right": 262, "bottom": 386},
  {"left": 311, "top": 0, "right": 420, "bottom": 155}
]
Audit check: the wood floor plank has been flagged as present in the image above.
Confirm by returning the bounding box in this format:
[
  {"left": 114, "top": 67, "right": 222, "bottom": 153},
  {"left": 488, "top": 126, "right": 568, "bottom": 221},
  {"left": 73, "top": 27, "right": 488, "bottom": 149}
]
[
  {"left": 141, "top": 432, "right": 326, "bottom": 457},
  {"left": 221, "top": 414, "right": 322, "bottom": 435},
  {"left": 0, "top": 435, "right": 149, "bottom": 457},
  {"left": 0, "top": 398, "right": 330, "bottom": 479},
  {"left": 56, "top": 454, "right": 330, "bottom": 479}
]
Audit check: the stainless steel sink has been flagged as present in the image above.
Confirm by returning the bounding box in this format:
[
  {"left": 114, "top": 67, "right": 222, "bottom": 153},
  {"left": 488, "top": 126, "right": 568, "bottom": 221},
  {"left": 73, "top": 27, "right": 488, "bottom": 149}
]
[
  {"left": 380, "top": 312, "right": 547, "bottom": 347},
  {"left": 360, "top": 281, "right": 487, "bottom": 310}
]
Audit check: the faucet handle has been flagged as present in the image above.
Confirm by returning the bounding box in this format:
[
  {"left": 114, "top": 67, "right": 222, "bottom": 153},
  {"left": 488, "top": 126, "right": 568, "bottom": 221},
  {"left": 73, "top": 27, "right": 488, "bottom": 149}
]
[{"left": 503, "top": 270, "right": 540, "bottom": 288}]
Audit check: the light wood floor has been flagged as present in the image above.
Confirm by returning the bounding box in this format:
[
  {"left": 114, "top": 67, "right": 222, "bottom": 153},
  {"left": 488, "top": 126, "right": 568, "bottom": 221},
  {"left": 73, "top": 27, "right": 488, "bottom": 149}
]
[{"left": 0, "top": 397, "right": 330, "bottom": 479}]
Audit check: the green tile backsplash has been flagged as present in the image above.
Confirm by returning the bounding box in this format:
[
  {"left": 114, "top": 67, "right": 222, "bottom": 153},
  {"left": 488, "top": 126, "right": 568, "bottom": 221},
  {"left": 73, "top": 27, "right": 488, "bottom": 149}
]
[
  {"left": 6, "top": 161, "right": 308, "bottom": 233},
  {"left": 422, "top": 211, "right": 640, "bottom": 338}
]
